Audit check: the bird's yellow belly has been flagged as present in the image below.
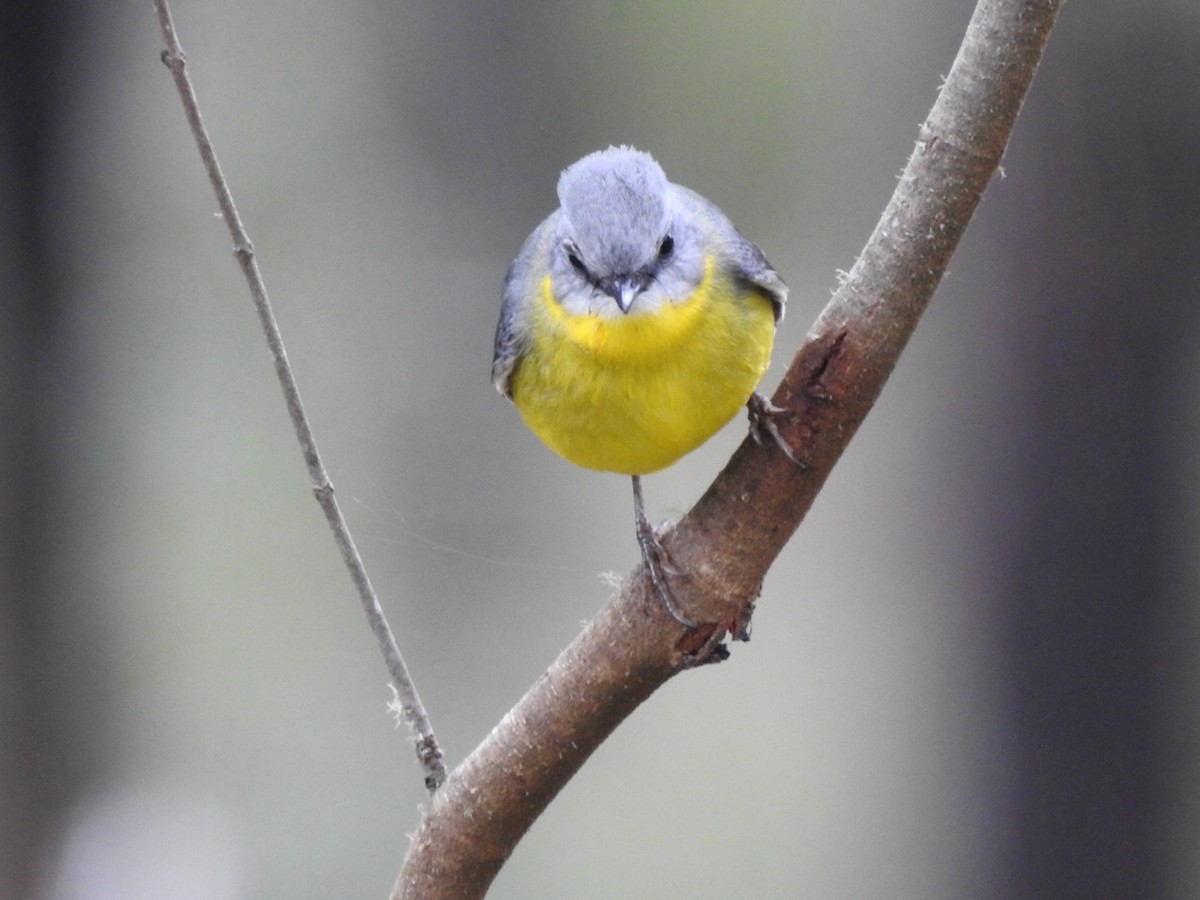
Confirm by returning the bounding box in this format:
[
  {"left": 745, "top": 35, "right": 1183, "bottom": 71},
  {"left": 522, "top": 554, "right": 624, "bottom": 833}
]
[{"left": 510, "top": 261, "right": 776, "bottom": 475}]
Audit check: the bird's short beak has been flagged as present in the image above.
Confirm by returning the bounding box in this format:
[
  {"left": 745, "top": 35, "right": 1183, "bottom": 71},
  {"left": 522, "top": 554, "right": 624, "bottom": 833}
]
[{"left": 601, "top": 275, "right": 646, "bottom": 313}]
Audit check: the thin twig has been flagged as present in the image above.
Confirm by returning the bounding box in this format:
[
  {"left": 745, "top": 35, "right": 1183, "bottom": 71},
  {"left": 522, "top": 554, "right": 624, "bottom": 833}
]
[{"left": 152, "top": 0, "right": 445, "bottom": 792}]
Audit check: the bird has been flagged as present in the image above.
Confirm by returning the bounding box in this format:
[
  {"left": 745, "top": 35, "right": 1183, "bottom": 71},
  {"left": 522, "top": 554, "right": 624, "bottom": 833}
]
[{"left": 492, "top": 146, "right": 793, "bottom": 626}]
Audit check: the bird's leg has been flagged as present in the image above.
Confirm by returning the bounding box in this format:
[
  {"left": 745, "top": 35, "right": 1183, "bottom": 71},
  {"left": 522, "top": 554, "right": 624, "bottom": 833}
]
[
  {"left": 746, "top": 392, "right": 807, "bottom": 469},
  {"left": 631, "top": 475, "right": 697, "bottom": 628}
]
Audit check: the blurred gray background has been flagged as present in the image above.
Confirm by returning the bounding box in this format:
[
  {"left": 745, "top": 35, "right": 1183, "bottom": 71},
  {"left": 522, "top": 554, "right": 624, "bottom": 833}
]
[{"left": 3, "top": 1, "right": 1200, "bottom": 897}]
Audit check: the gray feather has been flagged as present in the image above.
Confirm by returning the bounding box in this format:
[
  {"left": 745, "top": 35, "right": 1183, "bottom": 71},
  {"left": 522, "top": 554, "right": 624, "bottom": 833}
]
[{"left": 491, "top": 147, "right": 787, "bottom": 398}]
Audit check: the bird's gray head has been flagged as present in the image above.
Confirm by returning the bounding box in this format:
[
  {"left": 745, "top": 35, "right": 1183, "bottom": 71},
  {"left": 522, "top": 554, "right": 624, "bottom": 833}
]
[{"left": 553, "top": 146, "right": 688, "bottom": 315}]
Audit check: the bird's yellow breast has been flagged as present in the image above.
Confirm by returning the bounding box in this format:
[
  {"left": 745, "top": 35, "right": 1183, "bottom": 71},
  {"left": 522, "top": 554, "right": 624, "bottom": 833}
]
[{"left": 510, "top": 256, "right": 776, "bottom": 475}]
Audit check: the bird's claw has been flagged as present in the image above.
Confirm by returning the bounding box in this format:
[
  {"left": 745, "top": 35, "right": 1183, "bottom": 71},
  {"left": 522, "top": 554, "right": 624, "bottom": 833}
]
[
  {"left": 634, "top": 513, "right": 697, "bottom": 628},
  {"left": 747, "top": 392, "right": 807, "bottom": 469}
]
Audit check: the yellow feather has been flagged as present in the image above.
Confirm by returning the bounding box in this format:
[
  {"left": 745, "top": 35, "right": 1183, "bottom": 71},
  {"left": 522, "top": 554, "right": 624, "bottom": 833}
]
[{"left": 510, "top": 256, "right": 776, "bottom": 475}]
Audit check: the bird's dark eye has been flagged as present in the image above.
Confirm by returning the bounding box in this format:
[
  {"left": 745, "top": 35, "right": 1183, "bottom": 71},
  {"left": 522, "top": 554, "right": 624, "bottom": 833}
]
[
  {"left": 658, "top": 235, "right": 674, "bottom": 260},
  {"left": 564, "top": 241, "right": 587, "bottom": 274}
]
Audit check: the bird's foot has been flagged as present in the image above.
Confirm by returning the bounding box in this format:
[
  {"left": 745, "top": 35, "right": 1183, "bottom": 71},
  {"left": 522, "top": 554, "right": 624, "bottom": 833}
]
[
  {"left": 634, "top": 508, "right": 697, "bottom": 629},
  {"left": 746, "top": 392, "right": 807, "bottom": 469}
]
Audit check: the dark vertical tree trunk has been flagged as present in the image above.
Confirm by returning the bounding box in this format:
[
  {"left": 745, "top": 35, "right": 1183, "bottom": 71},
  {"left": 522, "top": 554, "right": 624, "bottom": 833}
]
[
  {"left": 0, "top": 3, "right": 106, "bottom": 895},
  {"left": 987, "top": 13, "right": 1200, "bottom": 896}
]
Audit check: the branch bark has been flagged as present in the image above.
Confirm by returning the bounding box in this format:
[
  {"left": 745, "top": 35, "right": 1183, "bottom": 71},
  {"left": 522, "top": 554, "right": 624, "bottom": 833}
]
[{"left": 395, "top": 0, "right": 1063, "bottom": 896}]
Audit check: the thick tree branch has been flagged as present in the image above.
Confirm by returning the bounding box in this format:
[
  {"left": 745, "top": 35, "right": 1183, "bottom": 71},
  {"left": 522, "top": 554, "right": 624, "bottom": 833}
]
[{"left": 396, "top": 0, "right": 1062, "bottom": 896}]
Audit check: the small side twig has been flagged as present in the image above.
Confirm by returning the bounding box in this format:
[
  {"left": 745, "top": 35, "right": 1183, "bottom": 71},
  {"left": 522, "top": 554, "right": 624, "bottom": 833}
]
[{"left": 152, "top": 0, "right": 445, "bottom": 792}]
